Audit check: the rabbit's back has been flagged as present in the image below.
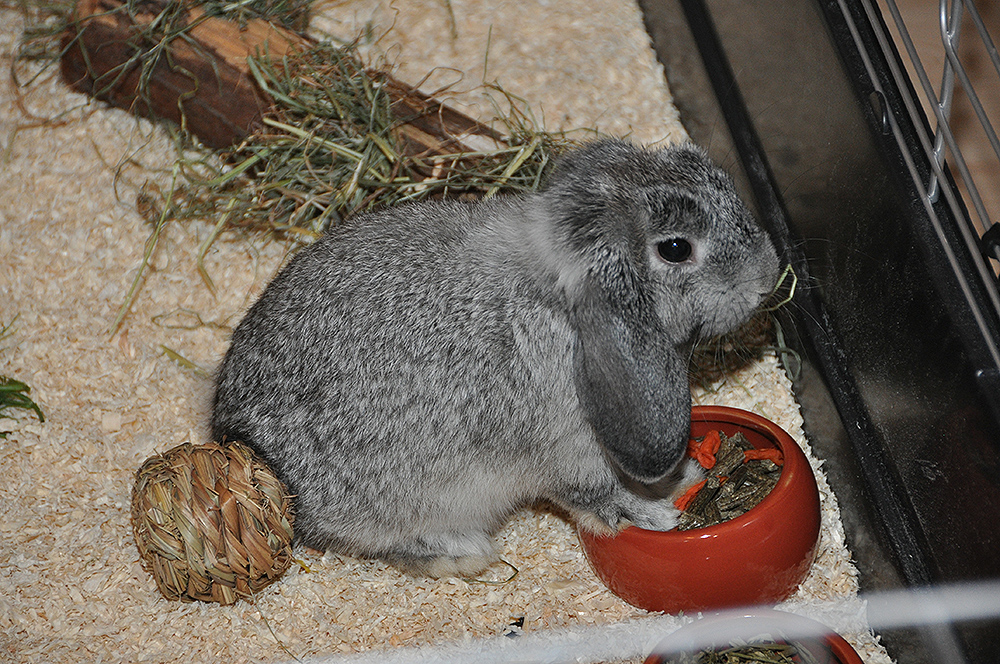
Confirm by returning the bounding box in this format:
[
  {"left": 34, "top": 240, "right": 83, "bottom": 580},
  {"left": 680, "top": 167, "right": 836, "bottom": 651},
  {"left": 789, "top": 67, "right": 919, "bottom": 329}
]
[{"left": 211, "top": 199, "right": 588, "bottom": 554}]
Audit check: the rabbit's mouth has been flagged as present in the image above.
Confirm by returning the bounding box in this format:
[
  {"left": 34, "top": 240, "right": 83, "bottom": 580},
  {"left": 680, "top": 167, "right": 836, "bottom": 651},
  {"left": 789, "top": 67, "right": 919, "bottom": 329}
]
[{"left": 694, "top": 299, "right": 761, "bottom": 341}]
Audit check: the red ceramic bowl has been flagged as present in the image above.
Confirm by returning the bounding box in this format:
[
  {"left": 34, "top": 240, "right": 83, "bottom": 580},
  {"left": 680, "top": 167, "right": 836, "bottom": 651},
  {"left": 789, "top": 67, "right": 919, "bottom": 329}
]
[
  {"left": 644, "top": 609, "right": 863, "bottom": 664},
  {"left": 578, "top": 405, "right": 821, "bottom": 613}
]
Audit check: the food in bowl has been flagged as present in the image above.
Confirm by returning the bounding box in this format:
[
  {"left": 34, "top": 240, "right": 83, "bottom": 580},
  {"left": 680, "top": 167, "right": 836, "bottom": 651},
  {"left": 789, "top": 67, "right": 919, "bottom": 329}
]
[
  {"left": 644, "top": 609, "right": 864, "bottom": 664},
  {"left": 674, "top": 429, "right": 784, "bottom": 530}
]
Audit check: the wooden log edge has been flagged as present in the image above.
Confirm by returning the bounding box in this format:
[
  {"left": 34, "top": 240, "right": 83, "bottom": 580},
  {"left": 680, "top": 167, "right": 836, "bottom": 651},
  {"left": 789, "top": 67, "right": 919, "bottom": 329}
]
[{"left": 59, "top": 0, "right": 505, "bottom": 154}]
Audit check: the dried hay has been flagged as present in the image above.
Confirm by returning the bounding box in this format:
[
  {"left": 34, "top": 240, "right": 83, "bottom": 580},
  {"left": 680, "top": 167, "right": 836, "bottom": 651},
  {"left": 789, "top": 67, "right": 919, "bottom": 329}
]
[
  {"left": 165, "top": 40, "right": 575, "bottom": 241},
  {"left": 45, "top": 0, "right": 575, "bottom": 235}
]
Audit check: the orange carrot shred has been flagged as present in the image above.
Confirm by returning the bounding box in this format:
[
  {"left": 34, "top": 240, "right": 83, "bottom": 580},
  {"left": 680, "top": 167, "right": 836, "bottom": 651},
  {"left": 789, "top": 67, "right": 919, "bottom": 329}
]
[
  {"left": 702, "top": 430, "right": 722, "bottom": 455},
  {"left": 673, "top": 479, "right": 707, "bottom": 511},
  {"left": 689, "top": 430, "right": 722, "bottom": 469},
  {"left": 744, "top": 448, "right": 784, "bottom": 465}
]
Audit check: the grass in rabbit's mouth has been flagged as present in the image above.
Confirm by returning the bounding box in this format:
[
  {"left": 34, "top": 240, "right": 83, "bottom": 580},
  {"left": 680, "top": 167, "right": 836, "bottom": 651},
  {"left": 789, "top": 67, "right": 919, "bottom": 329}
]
[{"left": 689, "top": 265, "right": 799, "bottom": 389}]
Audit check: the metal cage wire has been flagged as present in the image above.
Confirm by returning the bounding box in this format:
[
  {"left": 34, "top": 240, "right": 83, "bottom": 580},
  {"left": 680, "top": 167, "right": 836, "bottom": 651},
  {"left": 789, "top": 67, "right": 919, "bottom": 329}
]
[
  {"left": 859, "top": 0, "right": 1000, "bottom": 373},
  {"left": 875, "top": 0, "right": 1000, "bottom": 245}
]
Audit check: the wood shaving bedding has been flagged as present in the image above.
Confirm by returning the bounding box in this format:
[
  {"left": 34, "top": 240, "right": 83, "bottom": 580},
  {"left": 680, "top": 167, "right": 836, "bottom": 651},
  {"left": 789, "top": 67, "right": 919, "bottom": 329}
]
[{"left": 0, "top": 2, "right": 891, "bottom": 662}]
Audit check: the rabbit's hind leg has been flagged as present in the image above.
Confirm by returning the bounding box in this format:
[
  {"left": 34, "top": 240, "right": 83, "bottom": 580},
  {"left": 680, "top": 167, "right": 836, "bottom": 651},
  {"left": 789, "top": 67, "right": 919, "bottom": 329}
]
[{"left": 382, "top": 530, "right": 498, "bottom": 578}]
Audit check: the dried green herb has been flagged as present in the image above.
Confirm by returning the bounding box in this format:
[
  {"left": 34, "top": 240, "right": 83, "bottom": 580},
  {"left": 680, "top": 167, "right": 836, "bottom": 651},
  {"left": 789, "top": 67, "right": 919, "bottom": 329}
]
[
  {"left": 689, "top": 264, "right": 799, "bottom": 388},
  {"left": 168, "top": 40, "right": 574, "bottom": 241}
]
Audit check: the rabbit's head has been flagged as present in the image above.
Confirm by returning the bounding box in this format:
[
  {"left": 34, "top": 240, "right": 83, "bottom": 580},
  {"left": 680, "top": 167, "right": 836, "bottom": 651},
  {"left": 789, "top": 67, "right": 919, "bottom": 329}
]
[{"left": 540, "top": 139, "right": 780, "bottom": 483}]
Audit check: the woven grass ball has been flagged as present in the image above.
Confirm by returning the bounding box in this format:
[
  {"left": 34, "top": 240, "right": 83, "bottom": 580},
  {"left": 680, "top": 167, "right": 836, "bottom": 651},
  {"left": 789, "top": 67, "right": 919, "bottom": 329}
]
[{"left": 131, "top": 440, "right": 295, "bottom": 605}]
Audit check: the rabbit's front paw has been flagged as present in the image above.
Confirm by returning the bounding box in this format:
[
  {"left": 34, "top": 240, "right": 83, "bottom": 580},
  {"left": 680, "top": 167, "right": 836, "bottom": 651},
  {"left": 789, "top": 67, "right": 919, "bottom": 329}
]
[{"left": 625, "top": 499, "right": 681, "bottom": 532}]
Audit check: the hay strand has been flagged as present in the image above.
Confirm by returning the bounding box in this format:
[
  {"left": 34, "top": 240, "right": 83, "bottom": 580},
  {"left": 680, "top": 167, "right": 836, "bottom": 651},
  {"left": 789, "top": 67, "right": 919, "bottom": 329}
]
[{"left": 169, "top": 39, "right": 574, "bottom": 237}]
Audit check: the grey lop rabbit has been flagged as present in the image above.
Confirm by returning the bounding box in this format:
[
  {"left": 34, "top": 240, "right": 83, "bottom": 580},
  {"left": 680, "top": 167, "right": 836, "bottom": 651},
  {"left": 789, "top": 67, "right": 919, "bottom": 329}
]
[{"left": 211, "top": 138, "right": 780, "bottom": 577}]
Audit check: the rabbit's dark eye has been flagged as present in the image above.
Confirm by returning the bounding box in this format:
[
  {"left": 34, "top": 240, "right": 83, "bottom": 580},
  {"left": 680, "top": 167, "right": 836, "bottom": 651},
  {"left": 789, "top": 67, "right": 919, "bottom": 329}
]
[{"left": 656, "top": 238, "right": 693, "bottom": 263}]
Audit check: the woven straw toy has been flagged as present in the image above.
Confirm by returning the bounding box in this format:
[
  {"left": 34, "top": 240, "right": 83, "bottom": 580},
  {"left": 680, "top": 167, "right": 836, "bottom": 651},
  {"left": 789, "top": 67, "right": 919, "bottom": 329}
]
[{"left": 131, "top": 440, "right": 295, "bottom": 605}]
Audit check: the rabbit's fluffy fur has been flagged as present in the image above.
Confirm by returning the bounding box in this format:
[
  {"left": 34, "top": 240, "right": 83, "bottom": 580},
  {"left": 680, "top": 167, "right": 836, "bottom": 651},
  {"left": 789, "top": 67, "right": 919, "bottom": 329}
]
[{"left": 212, "top": 139, "right": 780, "bottom": 577}]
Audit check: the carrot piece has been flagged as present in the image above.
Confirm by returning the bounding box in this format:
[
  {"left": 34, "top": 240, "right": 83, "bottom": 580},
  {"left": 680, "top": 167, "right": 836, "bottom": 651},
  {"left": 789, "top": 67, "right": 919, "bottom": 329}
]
[
  {"left": 673, "top": 479, "right": 708, "bottom": 511},
  {"left": 689, "top": 430, "right": 722, "bottom": 469},
  {"left": 704, "top": 430, "right": 722, "bottom": 454},
  {"left": 744, "top": 448, "right": 784, "bottom": 465}
]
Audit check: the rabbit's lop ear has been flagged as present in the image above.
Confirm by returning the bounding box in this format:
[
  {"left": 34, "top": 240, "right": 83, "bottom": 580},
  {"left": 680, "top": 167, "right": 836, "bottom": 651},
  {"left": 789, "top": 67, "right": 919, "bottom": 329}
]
[
  {"left": 571, "top": 281, "right": 691, "bottom": 483},
  {"left": 546, "top": 139, "right": 696, "bottom": 482}
]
